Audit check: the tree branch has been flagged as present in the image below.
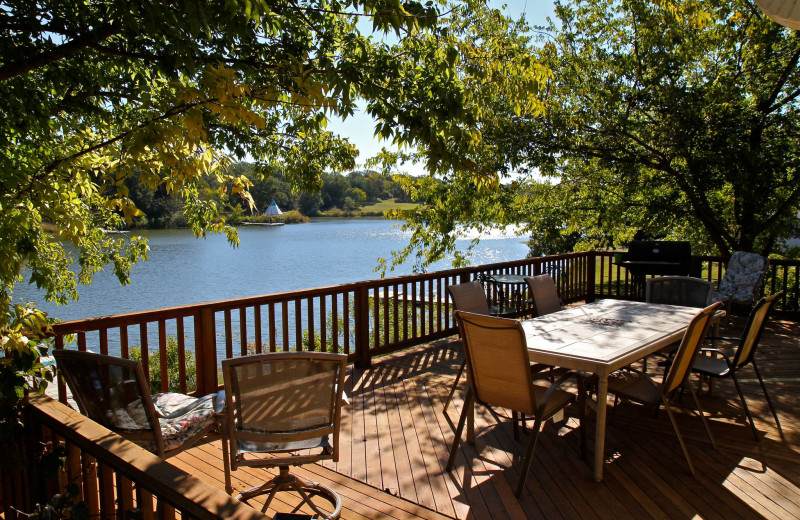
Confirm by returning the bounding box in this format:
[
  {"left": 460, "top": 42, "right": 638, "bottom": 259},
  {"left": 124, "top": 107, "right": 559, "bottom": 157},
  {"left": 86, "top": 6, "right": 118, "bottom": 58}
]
[
  {"left": 0, "top": 23, "right": 119, "bottom": 82},
  {"left": 761, "top": 44, "right": 800, "bottom": 114}
]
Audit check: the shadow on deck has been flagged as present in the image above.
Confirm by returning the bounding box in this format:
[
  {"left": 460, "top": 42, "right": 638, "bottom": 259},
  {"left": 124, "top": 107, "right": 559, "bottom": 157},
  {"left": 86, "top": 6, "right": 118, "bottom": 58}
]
[{"left": 174, "top": 317, "right": 800, "bottom": 520}]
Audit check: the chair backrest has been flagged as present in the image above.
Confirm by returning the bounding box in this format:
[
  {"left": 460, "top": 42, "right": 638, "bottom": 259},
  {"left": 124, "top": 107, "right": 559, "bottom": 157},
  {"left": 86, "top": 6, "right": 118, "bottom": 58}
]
[
  {"left": 222, "top": 352, "right": 347, "bottom": 465},
  {"left": 662, "top": 302, "right": 723, "bottom": 395},
  {"left": 524, "top": 274, "right": 561, "bottom": 316},
  {"left": 717, "top": 251, "right": 768, "bottom": 302},
  {"left": 53, "top": 350, "right": 165, "bottom": 455},
  {"left": 454, "top": 311, "right": 537, "bottom": 415},
  {"left": 646, "top": 276, "right": 713, "bottom": 308},
  {"left": 732, "top": 293, "right": 781, "bottom": 369},
  {"left": 447, "top": 280, "right": 491, "bottom": 315}
]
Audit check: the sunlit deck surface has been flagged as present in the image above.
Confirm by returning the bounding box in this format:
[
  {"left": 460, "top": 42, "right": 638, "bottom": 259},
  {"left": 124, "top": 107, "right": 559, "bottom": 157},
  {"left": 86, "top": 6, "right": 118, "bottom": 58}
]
[{"left": 172, "top": 316, "right": 800, "bottom": 519}]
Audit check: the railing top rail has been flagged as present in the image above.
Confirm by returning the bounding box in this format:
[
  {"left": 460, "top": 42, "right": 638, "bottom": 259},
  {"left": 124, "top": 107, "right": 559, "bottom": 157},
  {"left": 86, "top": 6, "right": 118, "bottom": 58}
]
[
  {"left": 48, "top": 251, "right": 800, "bottom": 335},
  {"left": 51, "top": 255, "right": 586, "bottom": 334}
]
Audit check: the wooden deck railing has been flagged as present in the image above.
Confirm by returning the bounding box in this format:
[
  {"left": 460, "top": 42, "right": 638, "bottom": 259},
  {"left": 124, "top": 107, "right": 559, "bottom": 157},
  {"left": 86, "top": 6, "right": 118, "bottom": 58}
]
[
  {"left": 4, "top": 251, "right": 800, "bottom": 518},
  {"left": 592, "top": 252, "right": 800, "bottom": 315},
  {"left": 48, "top": 253, "right": 591, "bottom": 397},
  {"left": 47, "top": 251, "right": 799, "bottom": 399},
  {"left": 1, "top": 394, "right": 265, "bottom": 520}
]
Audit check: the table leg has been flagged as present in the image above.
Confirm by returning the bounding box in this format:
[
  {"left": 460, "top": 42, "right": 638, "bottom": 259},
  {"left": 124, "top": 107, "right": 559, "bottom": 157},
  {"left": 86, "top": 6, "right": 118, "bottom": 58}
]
[{"left": 593, "top": 376, "right": 609, "bottom": 482}]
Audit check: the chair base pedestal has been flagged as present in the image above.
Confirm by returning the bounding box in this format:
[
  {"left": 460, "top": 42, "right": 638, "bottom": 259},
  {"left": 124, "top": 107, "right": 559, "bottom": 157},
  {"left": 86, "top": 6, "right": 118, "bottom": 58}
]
[{"left": 237, "top": 466, "right": 342, "bottom": 520}]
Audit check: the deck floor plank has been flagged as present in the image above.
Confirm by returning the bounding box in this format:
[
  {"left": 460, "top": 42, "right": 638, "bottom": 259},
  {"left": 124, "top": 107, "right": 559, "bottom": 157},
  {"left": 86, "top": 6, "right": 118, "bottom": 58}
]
[{"left": 170, "top": 318, "right": 800, "bottom": 520}]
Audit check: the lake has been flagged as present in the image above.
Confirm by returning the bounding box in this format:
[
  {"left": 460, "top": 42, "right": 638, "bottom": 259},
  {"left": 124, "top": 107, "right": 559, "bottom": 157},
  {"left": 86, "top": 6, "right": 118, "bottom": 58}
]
[{"left": 15, "top": 218, "right": 530, "bottom": 324}]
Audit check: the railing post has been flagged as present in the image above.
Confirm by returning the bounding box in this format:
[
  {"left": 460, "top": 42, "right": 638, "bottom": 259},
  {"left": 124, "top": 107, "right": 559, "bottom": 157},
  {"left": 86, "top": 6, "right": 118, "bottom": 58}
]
[
  {"left": 354, "top": 286, "right": 372, "bottom": 369},
  {"left": 23, "top": 404, "right": 40, "bottom": 513},
  {"left": 194, "top": 308, "right": 218, "bottom": 395},
  {"left": 586, "top": 252, "right": 597, "bottom": 303}
]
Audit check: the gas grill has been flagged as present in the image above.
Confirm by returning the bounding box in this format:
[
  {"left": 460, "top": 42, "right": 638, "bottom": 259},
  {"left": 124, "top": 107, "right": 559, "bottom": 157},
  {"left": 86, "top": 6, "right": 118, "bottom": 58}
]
[{"left": 620, "top": 240, "right": 692, "bottom": 277}]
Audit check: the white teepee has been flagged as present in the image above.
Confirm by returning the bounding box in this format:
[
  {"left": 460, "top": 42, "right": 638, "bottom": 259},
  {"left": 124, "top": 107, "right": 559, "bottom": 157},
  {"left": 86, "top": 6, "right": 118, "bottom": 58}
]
[{"left": 265, "top": 200, "right": 283, "bottom": 215}]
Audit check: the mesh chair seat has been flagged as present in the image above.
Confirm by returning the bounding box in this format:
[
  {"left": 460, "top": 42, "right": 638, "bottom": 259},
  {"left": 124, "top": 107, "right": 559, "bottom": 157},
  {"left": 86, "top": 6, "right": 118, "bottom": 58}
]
[
  {"left": 236, "top": 435, "right": 331, "bottom": 455},
  {"left": 531, "top": 384, "right": 576, "bottom": 418},
  {"left": 607, "top": 370, "right": 663, "bottom": 403},
  {"left": 691, "top": 356, "right": 731, "bottom": 378}
]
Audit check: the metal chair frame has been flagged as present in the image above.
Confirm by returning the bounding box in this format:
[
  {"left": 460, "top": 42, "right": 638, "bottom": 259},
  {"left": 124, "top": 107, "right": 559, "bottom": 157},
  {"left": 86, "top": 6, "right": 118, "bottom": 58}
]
[
  {"left": 53, "top": 349, "right": 219, "bottom": 459},
  {"left": 446, "top": 310, "right": 585, "bottom": 497},
  {"left": 220, "top": 352, "right": 347, "bottom": 520},
  {"left": 693, "top": 293, "right": 782, "bottom": 441},
  {"left": 607, "top": 302, "right": 722, "bottom": 476}
]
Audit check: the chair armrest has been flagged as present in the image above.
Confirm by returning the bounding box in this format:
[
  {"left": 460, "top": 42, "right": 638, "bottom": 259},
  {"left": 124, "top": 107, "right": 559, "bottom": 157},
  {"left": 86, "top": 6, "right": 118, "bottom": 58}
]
[
  {"left": 536, "top": 370, "right": 579, "bottom": 415},
  {"left": 699, "top": 347, "right": 733, "bottom": 364}
]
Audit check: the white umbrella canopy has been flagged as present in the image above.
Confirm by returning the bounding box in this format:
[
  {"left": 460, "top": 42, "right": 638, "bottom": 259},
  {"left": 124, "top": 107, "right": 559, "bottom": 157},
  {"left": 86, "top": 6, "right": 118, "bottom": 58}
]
[
  {"left": 265, "top": 200, "right": 283, "bottom": 215},
  {"left": 755, "top": 0, "right": 800, "bottom": 29}
]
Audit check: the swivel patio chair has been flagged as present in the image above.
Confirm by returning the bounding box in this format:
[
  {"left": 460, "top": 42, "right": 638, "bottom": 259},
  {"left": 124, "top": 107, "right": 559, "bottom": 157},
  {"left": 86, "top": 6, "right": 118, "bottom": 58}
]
[
  {"left": 713, "top": 251, "right": 769, "bottom": 312},
  {"left": 524, "top": 274, "right": 562, "bottom": 316},
  {"left": 606, "top": 302, "right": 722, "bottom": 476},
  {"left": 53, "top": 349, "right": 221, "bottom": 459},
  {"left": 446, "top": 310, "right": 586, "bottom": 498},
  {"left": 693, "top": 293, "right": 782, "bottom": 441},
  {"left": 221, "top": 352, "right": 347, "bottom": 520}
]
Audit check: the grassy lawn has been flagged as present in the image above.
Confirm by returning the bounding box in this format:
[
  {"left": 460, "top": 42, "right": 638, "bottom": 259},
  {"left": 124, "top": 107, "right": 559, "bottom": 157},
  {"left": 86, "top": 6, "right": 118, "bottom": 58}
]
[{"left": 361, "top": 198, "right": 418, "bottom": 214}]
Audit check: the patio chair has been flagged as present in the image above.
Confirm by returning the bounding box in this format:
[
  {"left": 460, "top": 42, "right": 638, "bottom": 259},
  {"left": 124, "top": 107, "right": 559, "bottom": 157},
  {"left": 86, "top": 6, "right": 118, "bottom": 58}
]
[
  {"left": 442, "top": 281, "right": 492, "bottom": 413},
  {"left": 476, "top": 273, "right": 521, "bottom": 316},
  {"left": 693, "top": 293, "right": 782, "bottom": 441},
  {"left": 524, "top": 274, "right": 561, "bottom": 316},
  {"left": 52, "top": 349, "right": 220, "bottom": 459},
  {"left": 446, "top": 310, "right": 586, "bottom": 498},
  {"left": 713, "top": 251, "right": 769, "bottom": 311},
  {"left": 443, "top": 281, "right": 552, "bottom": 413},
  {"left": 642, "top": 276, "right": 713, "bottom": 370},
  {"left": 646, "top": 276, "right": 713, "bottom": 308},
  {"left": 606, "top": 302, "right": 722, "bottom": 476},
  {"left": 220, "top": 352, "right": 347, "bottom": 520}
]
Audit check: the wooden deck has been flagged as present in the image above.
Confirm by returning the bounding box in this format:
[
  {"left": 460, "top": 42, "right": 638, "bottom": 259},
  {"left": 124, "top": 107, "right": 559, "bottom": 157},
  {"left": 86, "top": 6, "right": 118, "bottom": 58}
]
[{"left": 173, "top": 316, "right": 800, "bottom": 519}]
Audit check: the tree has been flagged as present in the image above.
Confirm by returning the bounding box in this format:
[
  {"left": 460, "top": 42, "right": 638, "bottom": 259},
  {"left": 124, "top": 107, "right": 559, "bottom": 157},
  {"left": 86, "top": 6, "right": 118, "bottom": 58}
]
[
  {"left": 320, "top": 172, "right": 351, "bottom": 210},
  {"left": 1, "top": 0, "right": 506, "bottom": 313},
  {"left": 379, "top": 5, "right": 550, "bottom": 270},
  {"left": 364, "top": 172, "right": 386, "bottom": 201},
  {"left": 346, "top": 187, "right": 368, "bottom": 207},
  {"left": 389, "top": 0, "right": 800, "bottom": 270},
  {"left": 1, "top": 1, "right": 544, "bottom": 484},
  {"left": 520, "top": 0, "right": 800, "bottom": 258}
]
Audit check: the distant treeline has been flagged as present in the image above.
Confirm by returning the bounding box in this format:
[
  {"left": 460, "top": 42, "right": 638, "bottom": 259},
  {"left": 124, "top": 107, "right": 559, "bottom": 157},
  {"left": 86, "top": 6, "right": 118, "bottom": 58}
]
[{"left": 125, "top": 162, "right": 421, "bottom": 228}]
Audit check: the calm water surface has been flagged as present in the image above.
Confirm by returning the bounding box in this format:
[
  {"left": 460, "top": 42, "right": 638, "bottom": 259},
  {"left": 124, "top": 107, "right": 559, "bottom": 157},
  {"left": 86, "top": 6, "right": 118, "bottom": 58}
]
[{"left": 16, "top": 219, "right": 529, "bottom": 323}]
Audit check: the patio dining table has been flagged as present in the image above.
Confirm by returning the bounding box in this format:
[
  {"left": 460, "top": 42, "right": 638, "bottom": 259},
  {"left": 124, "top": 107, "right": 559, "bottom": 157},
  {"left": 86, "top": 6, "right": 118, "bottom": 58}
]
[{"left": 517, "top": 299, "right": 718, "bottom": 482}]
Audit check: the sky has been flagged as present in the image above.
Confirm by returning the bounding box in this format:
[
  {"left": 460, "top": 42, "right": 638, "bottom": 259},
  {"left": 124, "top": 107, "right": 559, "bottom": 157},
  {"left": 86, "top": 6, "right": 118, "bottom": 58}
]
[{"left": 326, "top": 1, "right": 556, "bottom": 176}]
